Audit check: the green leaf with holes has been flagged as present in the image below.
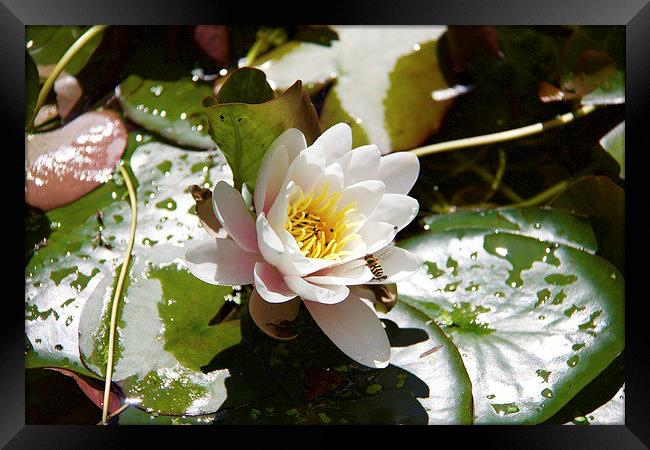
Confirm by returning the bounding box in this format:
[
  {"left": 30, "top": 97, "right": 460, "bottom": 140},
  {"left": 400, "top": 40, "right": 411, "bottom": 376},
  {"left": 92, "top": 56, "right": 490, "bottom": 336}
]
[
  {"left": 203, "top": 71, "right": 320, "bottom": 191},
  {"left": 116, "top": 76, "right": 216, "bottom": 149},
  {"left": 26, "top": 26, "right": 104, "bottom": 76},
  {"left": 397, "top": 208, "right": 624, "bottom": 424}
]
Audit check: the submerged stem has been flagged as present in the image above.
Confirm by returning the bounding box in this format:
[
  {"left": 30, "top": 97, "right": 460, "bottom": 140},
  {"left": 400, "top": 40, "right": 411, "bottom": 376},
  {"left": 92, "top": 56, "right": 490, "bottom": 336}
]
[
  {"left": 98, "top": 402, "right": 130, "bottom": 425},
  {"left": 32, "top": 25, "right": 108, "bottom": 127},
  {"left": 409, "top": 105, "right": 597, "bottom": 158},
  {"left": 100, "top": 162, "right": 137, "bottom": 425}
]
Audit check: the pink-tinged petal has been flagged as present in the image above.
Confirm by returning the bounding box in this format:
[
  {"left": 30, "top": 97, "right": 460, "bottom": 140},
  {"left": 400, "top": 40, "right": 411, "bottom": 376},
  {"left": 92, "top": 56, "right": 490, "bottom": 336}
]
[
  {"left": 365, "top": 246, "right": 420, "bottom": 284},
  {"left": 25, "top": 110, "right": 127, "bottom": 211},
  {"left": 339, "top": 180, "right": 385, "bottom": 217},
  {"left": 248, "top": 289, "right": 301, "bottom": 340},
  {"left": 254, "top": 128, "right": 306, "bottom": 214},
  {"left": 190, "top": 185, "right": 223, "bottom": 238},
  {"left": 254, "top": 262, "right": 296, "bottom": 303},
  {"left": 256, "top": 213, "right": 285, "bottom": 267},
  {"left": 304, "top": 293, "right": 390, "bottom": 368},
  {"left": 358, "top": 221, "right": 397, "bottom": 254},
  {"left": 212, "top": 181, "right": 258, "bottom": 254},
  {"left": 304, "top": 258, "right": 373, "bottom": 286},
  {"left": 337, "top": 144, "right": 381, "bottom": 187},
  {"left": 314, "top": 123, "right": 353, "bottom": 165},
  {"left": 368, "top": 194, "right": 419, "bottom": 233},
  {"left": 377, "top": 152, "right": 420, "bottom": 194},
  {"left": 284, "top": 276, "right": 349, "bottom": 304},
  {"left": 185, "top": 238, "right": 259, "bottom": 286}
]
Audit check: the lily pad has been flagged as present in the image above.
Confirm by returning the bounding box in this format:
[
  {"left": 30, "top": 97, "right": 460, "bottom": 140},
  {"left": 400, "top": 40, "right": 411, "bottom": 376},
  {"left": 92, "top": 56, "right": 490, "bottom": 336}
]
[
  {"left": 26, "top": 26, "right": 104, "bottom": 76},
  {"left": 26, "top": 136, "right": 233, "bottom": 386},
  {"left": 423, "top": 207, "right": 598, "bottom": 254},
  {"left": 397, "top": 212, "right": 624, "bottom": 424},
  {"left": 599, "top": 121, "right": 624, "bottom": 179},
  {"left": 212, "top": 299, "right": 473, "bottom": 424},
  {"left": 116, "top": 75, "right": 216, "bottom": 149},
  {"left": 257, "top": 26, "right": 450, "bottom": 153}
]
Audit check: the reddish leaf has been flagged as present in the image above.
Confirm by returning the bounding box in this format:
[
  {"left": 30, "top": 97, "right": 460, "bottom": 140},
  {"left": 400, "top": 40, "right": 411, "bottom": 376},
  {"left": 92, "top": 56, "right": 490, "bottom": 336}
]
[
  {"left": 25, "top": 110, "right": 127, "bottom": 211},
  {"left": 303, "top": 367, "right": 344, "bottom": 402},
  {"left": 47, "top": 368, "right": 123, "bottom": 413},
  {"left": 194, "top": 25, "right": 231, "bottom": 66}
]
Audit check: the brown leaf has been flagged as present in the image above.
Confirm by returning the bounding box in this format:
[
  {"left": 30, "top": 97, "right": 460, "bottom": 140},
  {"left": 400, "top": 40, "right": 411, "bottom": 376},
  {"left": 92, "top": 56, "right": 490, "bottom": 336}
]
[{"left": 47, "top": 368, "right": 123, "bottom": 413}]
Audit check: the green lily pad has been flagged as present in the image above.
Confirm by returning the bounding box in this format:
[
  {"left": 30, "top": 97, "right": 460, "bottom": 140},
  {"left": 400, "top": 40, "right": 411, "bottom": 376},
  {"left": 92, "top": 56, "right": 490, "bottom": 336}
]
[
  {"left": 397, "top": 213, "right": 624, "bottom": 424},
  {"left": 423, "top": 207, "right": 598, "bottom": 254},
  {"left": 581, "top": 70, "right": 624, "bottom": 106},
  {"left": 212, "top": 299, "right": 473, "bottom": 425},
  {"left": 599, "top": 121, "right": 624, "bottom": 179},
  {"left": 116, "top": 75, "right": 216, "bottom": 149},
  {"left": 26, "top": 136, "right": 233, "bottom": 385},
  {"left": 257, "top": 26, "right": 450, "bottom": 153},
  {"left": 26, "top": 26, "right": 104, "bottom": 76},
  {"left": 204, "top": 74, "right": 320, "bottom": 191}
]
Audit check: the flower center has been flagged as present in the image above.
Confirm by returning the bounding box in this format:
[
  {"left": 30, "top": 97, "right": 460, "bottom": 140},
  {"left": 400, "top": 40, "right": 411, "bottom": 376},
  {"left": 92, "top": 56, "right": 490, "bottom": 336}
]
[{"left": 285, "top": 183, "right": 359, "bottom": 260}]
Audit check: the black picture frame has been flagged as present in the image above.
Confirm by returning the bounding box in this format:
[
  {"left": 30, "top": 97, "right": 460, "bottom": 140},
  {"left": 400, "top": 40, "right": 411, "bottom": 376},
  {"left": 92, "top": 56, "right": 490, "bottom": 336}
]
[{"left": 5, "top": 0, "right": 649, "bottom": 447}]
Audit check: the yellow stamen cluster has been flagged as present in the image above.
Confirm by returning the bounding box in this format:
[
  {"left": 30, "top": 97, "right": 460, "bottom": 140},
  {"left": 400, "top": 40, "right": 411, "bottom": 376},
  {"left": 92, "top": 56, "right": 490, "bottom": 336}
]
[{"left": 285, "top": 183, "right": 359, "bottom": 260}]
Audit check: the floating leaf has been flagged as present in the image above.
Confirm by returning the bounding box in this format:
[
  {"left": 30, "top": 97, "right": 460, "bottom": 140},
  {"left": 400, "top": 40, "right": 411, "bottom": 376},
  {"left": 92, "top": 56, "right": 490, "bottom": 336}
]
[
  {"left": 257, "top": 26, "right": 449, "bottom": 153},
  {"left": 25, "top": 110, "right": 128, "bottom": 211},
  {"left": 397, "top": 211, "right": 624, "bottom": 424},
  {"left": 598, "top": 121, "right": 624, "bottom": 179},
  {"left": 203, "top": 75, "right": 320, "bottom": 191},
  {"left": 213, "top": 300, "right": 473, "bottom": 424},
  {"left": 423, "top": 207, "right": 598, "bottom": 254},
  {"left": 25, "top": 136, "right": 233, "bottom": 385},
  {"left": 550, "top": 176, "right": 624, "bottom": 274},
  {"left": 26, "top": 26, "right": 104, "bottom": 76},
  {"left": 116, "top": 75, "right": 215, "bottom": 149},
  {"left": 215, "top": 67, "right": 274, "bottom": 105}
]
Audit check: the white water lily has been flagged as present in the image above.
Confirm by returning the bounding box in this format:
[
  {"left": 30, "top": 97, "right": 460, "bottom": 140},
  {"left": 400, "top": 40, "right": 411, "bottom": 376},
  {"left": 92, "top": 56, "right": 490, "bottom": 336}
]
[{"left": 185, "top": 123, "right": 420, "bottom": 368}]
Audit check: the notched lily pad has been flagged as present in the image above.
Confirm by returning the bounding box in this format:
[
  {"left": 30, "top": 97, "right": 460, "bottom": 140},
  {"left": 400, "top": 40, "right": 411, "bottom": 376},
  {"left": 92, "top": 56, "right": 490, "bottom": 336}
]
[{"left": 397, "top": 216, "right": 623, "bottom": 424}]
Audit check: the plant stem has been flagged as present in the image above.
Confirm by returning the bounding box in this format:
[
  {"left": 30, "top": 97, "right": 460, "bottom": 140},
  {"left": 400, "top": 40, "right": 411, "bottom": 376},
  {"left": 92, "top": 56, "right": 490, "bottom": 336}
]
[
  {"left": 491, "top": 149, "right": 507, "bottom": 192},
  {"left": 32, "top": 25, "right": 107, "bottom": 128},
  {"left": 244, "top": 28, "right": 283, "bottom": 67},
  {"left": 506, "top": 179, "right": 570, "bottom": 208},
  {"left": 97, "top": 402, "right": 130, "bottom": 425},
  {"left": 100, "top": 162, "right": 137, "bottom": 425},
  {"left": 409, "top": 105, "right": 597, "bottom": 158}
]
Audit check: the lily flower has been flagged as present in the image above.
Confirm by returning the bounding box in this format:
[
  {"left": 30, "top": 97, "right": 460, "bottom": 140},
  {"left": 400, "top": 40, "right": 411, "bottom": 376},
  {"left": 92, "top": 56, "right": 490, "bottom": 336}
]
[{"left": 185, "top": 123, "right": 420, "bottom": 368}]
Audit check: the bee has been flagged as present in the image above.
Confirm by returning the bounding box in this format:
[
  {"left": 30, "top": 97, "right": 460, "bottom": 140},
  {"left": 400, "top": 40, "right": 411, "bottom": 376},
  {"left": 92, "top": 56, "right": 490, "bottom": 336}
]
[{"left": 364, "top": 253, "right": 387, "bottom": 281}]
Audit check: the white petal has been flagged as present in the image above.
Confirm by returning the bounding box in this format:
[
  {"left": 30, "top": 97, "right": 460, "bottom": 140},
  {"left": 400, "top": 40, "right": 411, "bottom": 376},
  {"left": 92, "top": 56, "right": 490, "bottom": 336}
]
[
  {"left": 313, "top": 123, "right": 353, "bottom": 165},
  {"left": 304, "top": 293, "right": 390, "bottom": 368},
  {"left": 256, "top": 213, "right": 284, "bottom": 267},
  {"left": 339, "top": 180, "right": 385, "bottom": 217},
  {"left": 337, "top": 144, "right": 381, "bottom": 187},
  {"left": 185, "top": 238, "right": 259, "bottom": 286},
  {"left": 283, "top": 276, "right": 350, "bottom": 304},
  {"left": 286, "top": 146, "right": 326, "bottom": 193},
  {"left": 248, "top": 289, "right": 301, "bottom": 340},
  {"left": 304, "top": 258, "right": 373, "bottom": 285},
  {"left": 377, "top": 152, "right": 420, "bottom": 194},
  {"left": 254, "top": 128, "right": 306, "bottom": 214},
  {"left": 368, "top": 194, "right": 419, "bottom": 233},
  {"left": 365, "top": 246, "right": 420, "bottom": 284},
  {"left": 358, "top": 221, "right": 397, "bottom": 254},
  {"left": 212, "top": 181, "right": 258, "bottom": 254},
  {"left": 254, "top": 262, "right": 296, "bottom": 303}
]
